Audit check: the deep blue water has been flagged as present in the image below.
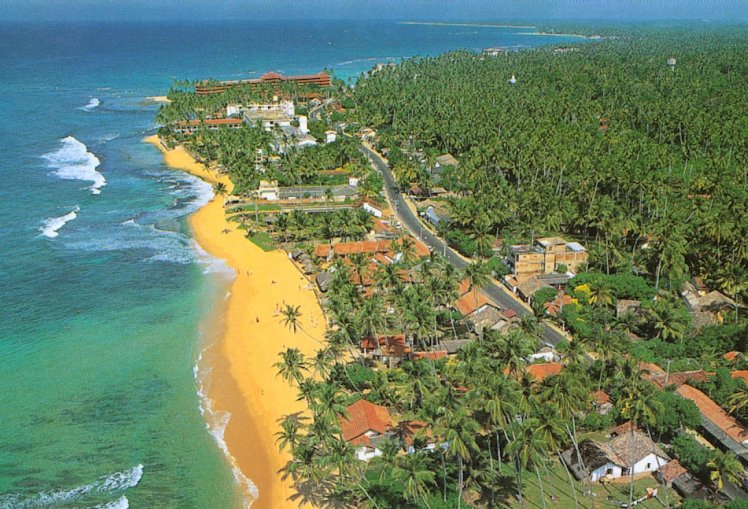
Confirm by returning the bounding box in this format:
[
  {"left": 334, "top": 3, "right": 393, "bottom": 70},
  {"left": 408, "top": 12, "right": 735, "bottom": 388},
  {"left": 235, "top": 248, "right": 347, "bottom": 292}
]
[{"left": 0, "top": 20, "right": 586, "bottom": 508}]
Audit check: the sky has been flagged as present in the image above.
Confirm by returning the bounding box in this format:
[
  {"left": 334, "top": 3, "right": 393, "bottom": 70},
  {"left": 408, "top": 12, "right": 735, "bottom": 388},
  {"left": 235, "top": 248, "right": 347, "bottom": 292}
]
[{"left": 0, "top": 0, "right": 746, "bottom": 22}]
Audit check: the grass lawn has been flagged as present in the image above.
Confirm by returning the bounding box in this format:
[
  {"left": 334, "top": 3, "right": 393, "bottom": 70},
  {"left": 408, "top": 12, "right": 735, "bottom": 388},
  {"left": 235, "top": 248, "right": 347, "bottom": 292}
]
[
  {"left": 247, "top": 231, "right": 277, "bottom": 251},
  {"left": 508, "top": 458, "right": 679, "bottom": 509}
]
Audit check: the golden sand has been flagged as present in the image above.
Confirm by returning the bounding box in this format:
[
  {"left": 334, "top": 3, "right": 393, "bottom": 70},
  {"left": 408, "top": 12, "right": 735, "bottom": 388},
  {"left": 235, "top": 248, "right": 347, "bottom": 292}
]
[
  {"left": 145, "top": 135, "right": 323, "bottom": 509},
  {"left": 145, "top": 95, "right": 171, "bottom": 103}
]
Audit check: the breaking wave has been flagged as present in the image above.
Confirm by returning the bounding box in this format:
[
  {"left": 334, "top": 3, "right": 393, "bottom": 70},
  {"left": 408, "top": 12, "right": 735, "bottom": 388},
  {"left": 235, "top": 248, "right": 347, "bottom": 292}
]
[
  {"left": 0, "top": 465, "right": 142, "bottom": 509},
  {"left": 43, "top": 136, "right": 106, "bottom": 194},
  {"left": 87, "top": 496, "right": 129, "bottom": 509},
  {"left": 39, "top": 206, "right": 79, "bottom": 238},
  {"left": 80, "top": 97, "right": 101, "bottom": 111}
]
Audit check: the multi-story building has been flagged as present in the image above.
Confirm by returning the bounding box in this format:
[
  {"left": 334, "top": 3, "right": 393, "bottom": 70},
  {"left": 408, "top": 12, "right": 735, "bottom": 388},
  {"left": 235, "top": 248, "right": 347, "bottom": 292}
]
[
  {"left": 508, "top": 237, "right": 588, "bottom": 276},
  {"left": 195, "top": 71, "right": 331, "bottom": 95}
]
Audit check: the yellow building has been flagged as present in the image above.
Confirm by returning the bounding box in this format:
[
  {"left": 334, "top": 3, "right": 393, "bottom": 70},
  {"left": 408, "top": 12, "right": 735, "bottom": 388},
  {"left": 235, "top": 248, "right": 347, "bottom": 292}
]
[{"left": 509, "top": 237, "right": 588, "bottom": 276}]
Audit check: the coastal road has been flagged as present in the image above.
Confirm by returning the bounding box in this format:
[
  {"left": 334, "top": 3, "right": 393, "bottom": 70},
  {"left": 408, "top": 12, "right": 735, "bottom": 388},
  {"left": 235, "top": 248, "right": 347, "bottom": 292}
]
[{"left": 360, "top": 144, "right": 568, "bottom": 348}]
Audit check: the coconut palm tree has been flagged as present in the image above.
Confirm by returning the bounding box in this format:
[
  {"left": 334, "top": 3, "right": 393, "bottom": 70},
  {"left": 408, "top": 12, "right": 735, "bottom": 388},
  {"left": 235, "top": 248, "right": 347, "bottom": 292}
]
[
  {"left": 275, "top": 412, "right": 308, "bottom": 452},
  {"left": 728, "top": 386, "right": 748, "bottom": 415},
  {"left": 506, "top": 417, "right": 549, "bottom": 509},
  {"left": 274, "top": 347, "right": 307, "bottom": 386},
  {"left": 212, "top": 181, "right": 228, "bottom": 196},
  {"left": 392, "top": 453, "right": 437, "bottom": 508},
  {"left": 280, "top": 304, "right": 303, "bottom": 334},
  {"left": 706, "top": 449, "right": 745, "bottom": 492},
  {"left": 438, "top": 409, "right": 479, "bottom": 509}
]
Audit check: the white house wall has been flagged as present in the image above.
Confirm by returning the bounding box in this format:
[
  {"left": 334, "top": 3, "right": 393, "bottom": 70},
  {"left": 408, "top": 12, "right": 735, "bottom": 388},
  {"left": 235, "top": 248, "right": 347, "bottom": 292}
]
[
  {"left": 590, "top": 463, "right": 623, "bottom": 482},
  {"left": 632, "top": 454, "right": 668, "bottom": 475}
]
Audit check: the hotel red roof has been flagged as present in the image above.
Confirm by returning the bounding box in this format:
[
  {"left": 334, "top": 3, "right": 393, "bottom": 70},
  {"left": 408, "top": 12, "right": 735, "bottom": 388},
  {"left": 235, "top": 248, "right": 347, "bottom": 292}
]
[
  {"left": 176, "top": 118, "right": 244, "bottom": 126},
  {"left": 676, "top": 384, "right": 748, "bottom": 446},
  {"left": 732, "top": 371, "right": 748, "bottom": 383},
  {"left": 339, "top": 399, "right": 392, "bottom": 447},
  {"left": 526, "top": 362, "right": 563, "bottom": 382}
]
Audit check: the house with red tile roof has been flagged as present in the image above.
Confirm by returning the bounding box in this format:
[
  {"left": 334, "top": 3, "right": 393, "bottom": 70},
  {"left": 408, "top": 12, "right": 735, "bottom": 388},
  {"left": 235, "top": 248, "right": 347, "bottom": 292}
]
[
  {"left": 724, "top": 351, "right": 743, "bottom": 362},
  {"left": 314, "top": 238, "right": 429, "bottom": 260},
  {"left": 410, "top": 351, "right": 448, "bottom": 361},
  {"left": 732, "top": 371, "right": 748, "bottom": 384},
  {"left": 526, "top": 362, "right": 563, "bottom": 382},
  {"left": 593, "top": 390, "right": 613, "bottom": 415},
  {"left": 360, "top": 335, "right": 411, "bottom": 359},
  {"left": 338, "top": 399, "right": 393, "bottom": 461},
  {"left": 675, "top": 384, "right": 748, "bottom": 461}
]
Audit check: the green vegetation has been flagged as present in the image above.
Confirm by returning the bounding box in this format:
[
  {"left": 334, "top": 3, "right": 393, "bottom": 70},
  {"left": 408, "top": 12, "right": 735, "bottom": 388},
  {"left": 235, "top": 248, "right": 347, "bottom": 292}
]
[
  {"left": 154, "top": 26, "right": 748, "bottom": 509},
  {"left": 350, "top": 29, "right": 748, "bottom": 298}
]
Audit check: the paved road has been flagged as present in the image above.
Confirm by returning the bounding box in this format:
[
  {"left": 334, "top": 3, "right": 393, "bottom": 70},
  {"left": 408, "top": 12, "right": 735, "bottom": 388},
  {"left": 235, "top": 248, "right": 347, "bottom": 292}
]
[{"left": 360, "top": 144, "right": 567, "bottom": 347}]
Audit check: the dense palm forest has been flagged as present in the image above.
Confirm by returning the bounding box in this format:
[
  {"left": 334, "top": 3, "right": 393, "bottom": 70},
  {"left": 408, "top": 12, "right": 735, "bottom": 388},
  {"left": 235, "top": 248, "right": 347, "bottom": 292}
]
[{"left": 350, "top": 29, "right": 748, "bottom": 298}]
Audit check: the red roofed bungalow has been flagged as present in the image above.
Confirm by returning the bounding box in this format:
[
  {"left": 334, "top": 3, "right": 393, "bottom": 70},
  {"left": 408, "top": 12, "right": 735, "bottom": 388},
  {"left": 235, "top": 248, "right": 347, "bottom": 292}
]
[
  {"left": 676, "top": 384, "right": 748, "bottom": 454},
  {"left": 361, "top": 335, "right": 410, "bottom": 358},
  {"left": 732, "top": 371, "right": 748, "bottom": 384},
  {"left": 410, "top": 351, "right": 448, "bottom": 361},
  {"left": 725, "top": 351, "right": 743, "bottom": 362},
  {"left": 454, "top": 291, "right": 491, "bottom": 317},
  {"left": 339, "top": 399, "right": 393, "bottom": 461},
  {"left": 526, "top": 362, "right": 563, "bottom": 382},
  {"left": 314, "top": 238, "right": 429, "bottom": 260},
  {"left": 593, "top": 390, "right": 613, "bottom": 415},
  {"left": 396, "top": 420, "right": 432, "bottom": 447}
]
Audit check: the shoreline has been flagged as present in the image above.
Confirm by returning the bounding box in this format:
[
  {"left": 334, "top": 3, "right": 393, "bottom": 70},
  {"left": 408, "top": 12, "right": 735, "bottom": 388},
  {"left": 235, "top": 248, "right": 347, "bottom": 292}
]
[{"left": 144, "top": 135, "right": 324, "bottom": 509}]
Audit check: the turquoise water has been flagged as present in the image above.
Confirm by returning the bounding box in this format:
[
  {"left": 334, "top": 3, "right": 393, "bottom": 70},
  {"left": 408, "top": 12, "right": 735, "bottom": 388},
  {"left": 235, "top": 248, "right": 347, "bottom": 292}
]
[{"left": 0, "top": 20, "right": 585, "bottom": 508}]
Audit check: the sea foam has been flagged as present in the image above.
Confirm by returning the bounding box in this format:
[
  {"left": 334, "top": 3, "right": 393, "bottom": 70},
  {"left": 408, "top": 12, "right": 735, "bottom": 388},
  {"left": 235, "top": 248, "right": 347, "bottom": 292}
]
[
  {"left": 80, "top": 97, "right": 101, "bottom": 111},
  {"left": 194, "top": 353, "right": 257, "bottom": 508},
  {"left": 39, "top": 206, "right": 79, "bottom": 238},
  {"left": 43, "top": 136, "right": 106, "bottom": 194},
  {"left": 88, "top": 496, "right": 129, "bottom": 509},
  {"left": 0, "top": 465, "right": 142, "bottom": 509}
]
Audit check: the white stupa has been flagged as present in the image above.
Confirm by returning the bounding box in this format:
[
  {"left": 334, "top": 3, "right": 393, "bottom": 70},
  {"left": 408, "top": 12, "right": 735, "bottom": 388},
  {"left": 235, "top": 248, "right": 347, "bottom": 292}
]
[{"left": 509, "top": 74, "right": 517, "bottom": 85}]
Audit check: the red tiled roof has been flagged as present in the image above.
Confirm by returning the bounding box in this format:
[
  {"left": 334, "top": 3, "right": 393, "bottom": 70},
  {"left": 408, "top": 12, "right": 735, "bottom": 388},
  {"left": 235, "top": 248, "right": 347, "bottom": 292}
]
[
  {"left": 594, "top": 390, "right": 611, "bottom": 405},
  {"left": 501, "top": 309, "right": 518, "bottom": 319},
  {"left": 361, "top": 335, "right": 410, "bottom": 356},
  {"left": 454, "top": 291, "right": 490, "bottom": 316},
  {"left": 526, "top": 362, "right": 563, "bottom": 382},
  {"left": 411, "top": 351, "right": 447, "bottom": 361},
  {"left": 457, "top": 278, "right": 471, "bottom": 296},
  {"left": 543, "top": 293, "right": 576, "bottom": 316},
  {"left": 314, "top": 238, "right": 428, "bottom": 258},
  {"left": 373, "top": 219, "right": 394, "bottom": 234},
  {"left": 676, "top": 384, "right": 748, "bottom": 445},
  {"left": 647, "top": 370, "right": 714, "bottom": 389},
  {"left": 639, "top": 362, "right": 666, "bottom": 376},
  {"left": 612, "top": 421, "right": 639, "bottom": 436},
  {"left": 657, "top": 459, "right": 688, "bottom": 483},
  {"left": 725, "top": 351, "right": 742, "bottom": 361},
  {"left": 398, "top": 420, "right": 431, "bottom": 446},
  {"left": 339, "top": 399, "right": 392, "bottom": 446},
  {"left": 732, "top": 371, "right": 748, "bottom": 383}
]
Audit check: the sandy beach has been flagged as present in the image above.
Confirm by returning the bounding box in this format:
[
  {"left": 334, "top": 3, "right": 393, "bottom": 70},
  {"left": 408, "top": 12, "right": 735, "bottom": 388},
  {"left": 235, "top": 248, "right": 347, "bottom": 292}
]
[{"left": 145, "top": 135, "right": 324, "bottom": 509}]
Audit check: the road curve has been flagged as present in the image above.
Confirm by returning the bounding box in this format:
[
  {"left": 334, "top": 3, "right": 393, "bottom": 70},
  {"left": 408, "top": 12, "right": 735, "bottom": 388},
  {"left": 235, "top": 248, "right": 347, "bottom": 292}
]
[{"left": 360, "top": 143, "right": 567, "bottom": 347}]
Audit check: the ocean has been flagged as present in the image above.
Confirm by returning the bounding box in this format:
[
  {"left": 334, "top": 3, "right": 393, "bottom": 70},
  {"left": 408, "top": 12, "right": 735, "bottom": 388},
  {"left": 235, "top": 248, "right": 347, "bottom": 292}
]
[{"left": 0, "top": 20, "right": 585, "bottom": 508}]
